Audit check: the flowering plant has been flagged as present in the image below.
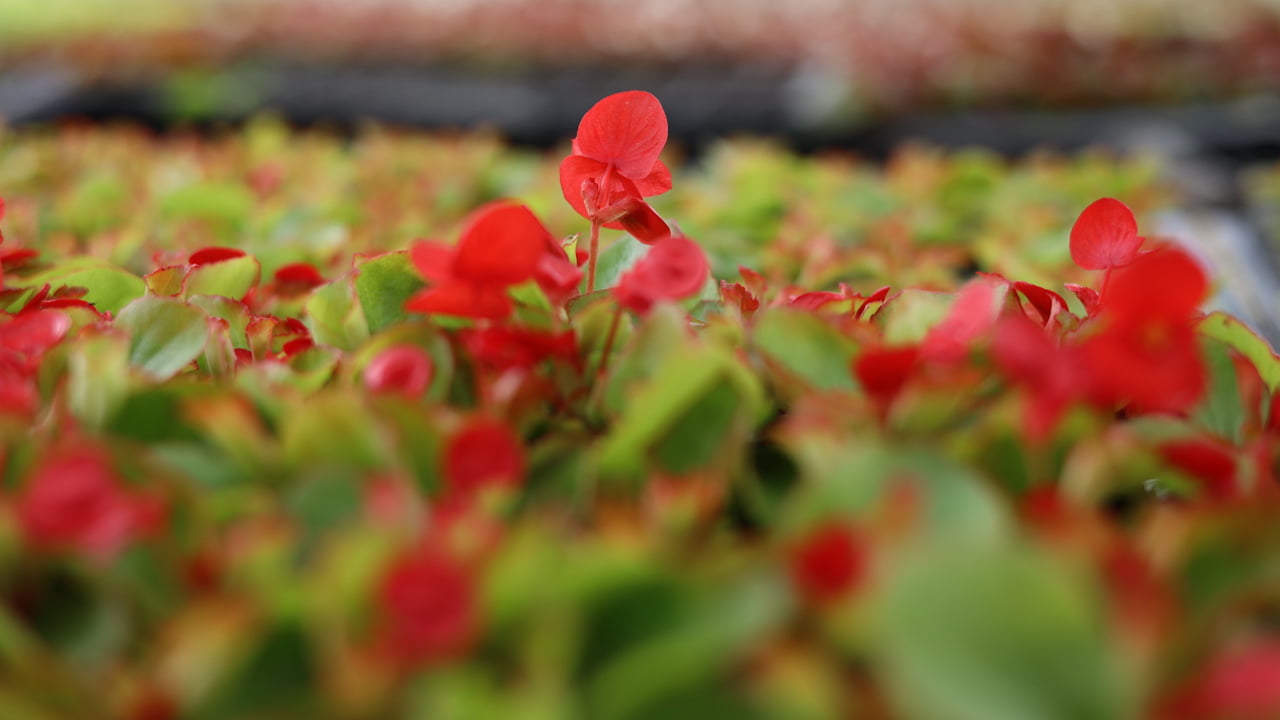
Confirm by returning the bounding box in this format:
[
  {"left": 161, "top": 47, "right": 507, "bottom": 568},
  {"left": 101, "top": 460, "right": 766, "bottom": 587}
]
[{"left": 0, "top": 98, "right": 1277, "bottom": 718}]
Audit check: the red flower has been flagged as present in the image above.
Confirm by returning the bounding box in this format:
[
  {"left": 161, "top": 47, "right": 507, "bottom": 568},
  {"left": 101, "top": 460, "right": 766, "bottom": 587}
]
[
  {"left": 443, "top": 417, "right": 526, "bottom": 500},
  {"left": 853, "top": 345, "right": 919, "bottom": 416},
  {"left": 613, "top": 235, "right": 709, "bottom": 314},
  {"left": 1159, "top": 438, "right": 1238, "bottom": 502},
  {"left": 1069, "top": 198, "right": 1143, "bottom": 271},
  {"left": 532, "top": 232, "right": 583, "bottom": 308},
  {"left": 559, "top": 91, "right": 673, "bottom": 228},
  {"left": 378, "top": 544, "right": 477, "bottom": 667},
  {"left": 364, "top": 345, "right": 434, "bottom": 399},
  {"left": 405, "top": 202, "right": 549, "bottom": 321},
  {"left": 1159, "top": 640, "right": 1280, "bottom": 720},
  {"left": 1081, "top": 246, "right": 1208, "bottom": 414},
  {"left": 920, "top": 278, "right": 1004, "bottom": 364},
  {"left": 1, "top": 309, "right": 71, "bottom": 373},
  {"left": 788, "top": 523, "right": 868, "bottom": 606},
  {"left": 15, "top": 445, "right": 164, "bottom": 561},
  {"left": 459, "top": 326, "right": 578, "bottom": 373}
]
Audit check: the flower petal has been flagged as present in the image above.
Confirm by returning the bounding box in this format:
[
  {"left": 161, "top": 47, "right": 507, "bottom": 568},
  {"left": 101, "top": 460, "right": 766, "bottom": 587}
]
[
  {"left": 405, "top": 282, "right": 512, "bottom": 321},
  {"left": 572, "top": 90, "right": 668, "bottom": 179},
  {"left": 409, "top": 241, "right": 456, "bottom": 283},
  {"left": 1069, "top": 198, "right": 1142, "bottom": 270},
  {"left": 452, "top": 202, "right": 549, "bottom": 286}
]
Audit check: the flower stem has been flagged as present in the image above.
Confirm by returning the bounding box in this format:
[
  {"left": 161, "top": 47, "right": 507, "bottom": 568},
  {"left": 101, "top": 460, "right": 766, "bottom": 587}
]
[
  {"left": 586, "top": 218, "right": 602, "bottom": 293},
  {"left": 596, "top": 306, "right": 624, "bottom": 379}
]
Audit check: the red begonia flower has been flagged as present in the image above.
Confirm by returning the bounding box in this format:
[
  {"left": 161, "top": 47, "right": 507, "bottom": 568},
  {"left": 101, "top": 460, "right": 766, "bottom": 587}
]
[
  {"left": 443, "top": 417, "right": 525, "bottom": 500},
  {"left": 559, "top": 91, "right": 673, "bottom": 228},
  {"left": 364, "top": 345, "right": 434, "bottom": 399},
  {"left": 1159, "top": 438, "right": 1238, "bottom": 502},
  {"left": 460, "top": 326, "right": 578, "bottom": 372},
  {"left": 189, "top": 246, "right": 247, "bottom": 266},
  {"left": 595, "top": 195, "right": 672, "bottom": 244},
  {"left": 1080, "top": 246, "right": 1209, "bottom": 414},
  {"left": 15, "top": 445, "right": 164, "bottom": 561},
  {"left": 719, "top": 280, "right": 760, "bottom": 317},
  {"left": 1159, "top": 641, "right": 1280, "bottom": 720},
  {"left": 1069, "top": 198, "right": 1143, "bottom": 271},
  {"left": 1102, "top": 245, "right": 1208, "bottom": 324},
  {"left": 378, "top": 545, "right": 477, "bottom": 667},
  {"left": 612, "top": 235, "right": 708, "bottom": 315},
  {"left": 405, "top": 202, "right": 550, "bottom": 321},
  {"left": 788, "top": 523, "right": 868, "bottom": 606},
  {"left": 1, "top": 309, "right": 71, "bottom": 370},
  {"left": 1064, "top": 283, "right": 1102, "bottom": 318},
  {"left": 533, "top": 231, "right": 583, "bottom": 308},
  {"left": 853, "top": 345, "right": 919, "bottom": 415}
]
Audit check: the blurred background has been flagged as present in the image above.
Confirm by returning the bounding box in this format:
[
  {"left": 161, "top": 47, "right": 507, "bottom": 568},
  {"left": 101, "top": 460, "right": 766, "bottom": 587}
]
[{"left": 4, "top": 0, "right": 1280, "bottom": 340}]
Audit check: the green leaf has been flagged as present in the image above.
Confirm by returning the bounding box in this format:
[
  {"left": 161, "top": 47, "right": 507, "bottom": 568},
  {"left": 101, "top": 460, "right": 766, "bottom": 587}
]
[
  {"left": 1200, "top": 311, "right": 1280, "bottom": 393},
  {"left": 304, "top": 277, "right": 369, "bottom": 350},
  {"left": 1193, "top": 337, "right": 1247, "bottom": 443},
  {"left": 18, "top": 261, "right": 145, "bottom": 315},
  {"left": 115, "top": 297, "right": 212, "bottom": 380},
  {"left": 872, "top": 543, "right": 1133, "bottom": 720},
  {"left": 591, "top": 235, "right": 650, "bottom": 291},
  {"left": 184, "top": 254, "right": 261, "bottom": 300},
  {"left": 65, "top": 329, "right": 130, "bottom": 428},
  {"left": 753, "top": 308, "right": 858, "bottom": 391},
  {"left": 354, "top": 251, "right": 426, "bottom": 333},
  {"left": 160, "top": 181, "right": 255, "bottom": 238},
  {"left": 880, "top": 289, "right": 953, "bottom": 345}
]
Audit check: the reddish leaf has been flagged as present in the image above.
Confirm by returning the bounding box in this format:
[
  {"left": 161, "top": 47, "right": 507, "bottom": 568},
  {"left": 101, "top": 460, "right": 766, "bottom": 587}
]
[
  {"left": 272, "top": 262, "right": 326, "bottom": 293},
  {"left": 188, "top": 246, "right": 247, "bottom": 266},
  {"left": 1069, "top": 198, "right": 1142, "bottom": 270}
]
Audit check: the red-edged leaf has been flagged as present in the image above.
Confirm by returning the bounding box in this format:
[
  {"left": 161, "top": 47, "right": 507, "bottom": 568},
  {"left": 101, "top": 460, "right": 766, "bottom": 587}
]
[
  {"left": 273, "top": 262, "right": 326, "bottom": 293},
  {"left": 572, "top": 90, "right": 668, "bottom": 178},
  {"left": 789, "top": 523, "right": 869, "bottom": 606},
  {"left": 1013, "top": 281, "right": 1067, "bottom": 326},
  {"left": 1069, "top": 198, "right": 1142, "bottom": 270},
  {"left": 921, "top": 278, "right": 1005, "bottom": 363},
  {"left": 452, "top": 202, "right": 548, "bottom": 286},
  {"left": 1064, "top": 283, "right": 1102, "bottom": 318}
]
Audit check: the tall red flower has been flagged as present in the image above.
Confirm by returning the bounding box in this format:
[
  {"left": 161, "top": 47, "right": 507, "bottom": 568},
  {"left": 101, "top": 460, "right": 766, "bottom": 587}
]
[
  {"left": 377, "top": 544, "right": 477, "bottom": 667},
  {"left": 612, "top": 235, "right": 709, "bottom": 314},
  {"left": 405, "top": 202, "right": 550, "bottom": 321},
  {"left": 1069, "top": 198, "right": 1144, "bottom": 271},
  {"left": 559, "top": 91, "right": 673, "bottom": 228}
]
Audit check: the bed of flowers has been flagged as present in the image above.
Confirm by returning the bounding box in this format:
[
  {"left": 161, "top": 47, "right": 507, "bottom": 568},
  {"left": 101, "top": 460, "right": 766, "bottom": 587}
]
[{"left": 1, "top": 92, "right": 1279, "bottom": 719}]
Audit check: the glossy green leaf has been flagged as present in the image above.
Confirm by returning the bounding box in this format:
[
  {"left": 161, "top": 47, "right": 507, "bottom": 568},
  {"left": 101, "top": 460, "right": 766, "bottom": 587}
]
[
  {"left": 115, "top": 297, "right": 212, "bottom": 380},
  {"left": 354, "top": 251, "right": 426, "bottom": 333},
  {"left": 18, "top": 261, "right": 145, "bottom": 315},
  {"left": 591, "top": 235, "right": 650, "bottom": 291},
  {"left": 753, "top": 308, "right": 858, "bottom": 391},
  {"left": 1200, "top": 311, "right": 1280, "bottom": 393},
  {"left": 184, "top": 254, "right": 261, "bottom": 300}
]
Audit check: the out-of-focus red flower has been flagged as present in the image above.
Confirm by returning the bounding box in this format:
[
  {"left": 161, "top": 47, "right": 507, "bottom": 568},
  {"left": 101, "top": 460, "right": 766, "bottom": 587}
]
[
  {"left": 559, "top": 91, "right": 673, "bottom": 228},
  {"left": 853, "top": 345, "right": 919, "bottom": 416},
  {"left": 443, "top": 417, "right": 526, "bottom": 500},
  {"left": 613, "top": 235, "right": 708, "bottom": 314},
  {"left": 993, "top": 314, "right": 1085, "bottom": 441},
  {"left": 1081, "top": 246, "right": 1208, "bottom": 414},
  {"left": 1, "top": 309, "right": 71, "bottom": 372},
  {"left": 460, "top": 325, "right": 578, "bottom": 373},
  {"left": 1159, "top": 438, "right": 1238, "bottom": 502},
  {"left": 14, "top": 445, "right": 164, "bottom": 561},
  {"left": 788, "top": 523, "right": 868, "bottom": 606},
  {"left": 378, "top": 544, "right": 477, "bottom": 667},
  {"left": 405, "top": 202, "right": 549, "bottom": 321},
  {"left": 364, "top": 345, "right": 434, "bottom": 399},
  {"left": 1069, "top": 198, "right": 1144, "bottom": 271},
  {"left": 533, "top": 232, "right": 583, "bottom": 308},
  {"left": 1159, "top": 640, "right": 1280, "bottom": 720}
]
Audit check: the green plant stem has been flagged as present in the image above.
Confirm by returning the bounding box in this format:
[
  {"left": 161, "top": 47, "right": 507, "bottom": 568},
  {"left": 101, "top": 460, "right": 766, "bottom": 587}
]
[
  {"left": 586, "top": 218, "right": 602, "bottom": 293},
  {"left": 596, "top": 306, "right": 624, "bottom": 379}
]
